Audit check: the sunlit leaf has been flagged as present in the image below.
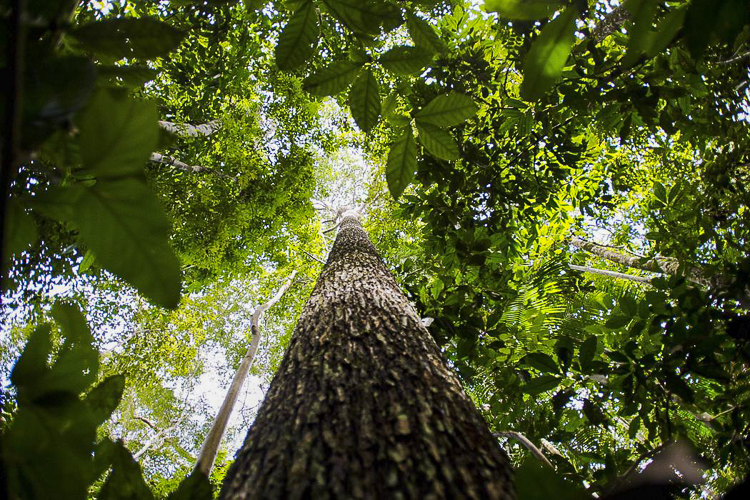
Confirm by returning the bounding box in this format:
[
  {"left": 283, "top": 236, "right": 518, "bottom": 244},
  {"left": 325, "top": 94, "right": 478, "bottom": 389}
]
[
  {"left": 349, "top": 68, "right": 381, "bottom": 132},
  {"left": 379, "top": 46, "right": 433, "bottom": 75},
  {"left": 416, "top": 122, "right": 459, "bottom": 160},
  {"left": 302, "top": 60, "right": 363, "bottom": 96},
  {"left": 386, "top": 126, "right": 417, "bottom": 200},
  {"left": 415, "top": 92, "right": 478, "bottom": 127},
  {"left": 520, "top": 7, "right": 577, "bottom": 101},
  {"left": 406, "top": 13, "right": 446, "bottom": 54},
  {"left": 275, "top": 2, "right": 319, "bottom": 71}
]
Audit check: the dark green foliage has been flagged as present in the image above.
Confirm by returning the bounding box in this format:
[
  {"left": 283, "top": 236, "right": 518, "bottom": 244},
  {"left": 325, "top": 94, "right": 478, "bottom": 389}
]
[{"left": 0, "top": 304, "right": 212, "bottom": 500}]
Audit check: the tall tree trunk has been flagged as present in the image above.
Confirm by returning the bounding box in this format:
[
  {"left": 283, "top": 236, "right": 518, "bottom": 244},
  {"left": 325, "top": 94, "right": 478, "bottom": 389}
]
[{"left": 220, "top": 211, "right": 514, "bottom": 499}]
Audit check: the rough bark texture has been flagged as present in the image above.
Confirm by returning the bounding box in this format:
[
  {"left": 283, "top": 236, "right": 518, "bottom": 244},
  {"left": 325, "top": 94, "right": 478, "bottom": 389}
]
[{"left": 220, "top": 213, "right": 514, "bottom": 499}]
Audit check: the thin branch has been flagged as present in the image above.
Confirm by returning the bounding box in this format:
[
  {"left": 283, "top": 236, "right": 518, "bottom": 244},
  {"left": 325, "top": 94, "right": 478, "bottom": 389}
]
[
  {"left": 494, "top": 431, "right": 553, "bottom": 468},
  {"left": 133, "top": 414, "right": 186, "bottom": 460},
  {"left": 136, "top": 416, "right": 158, "bottom": 431},
  {"left": 302, "top": 250, "right": 325, "bottom": 265},
  {"left": 718, "top": 51, "right": 750, "bottom": 65},
  {"left": 194, "top": 270, "right": 298, "bottom": 475}
]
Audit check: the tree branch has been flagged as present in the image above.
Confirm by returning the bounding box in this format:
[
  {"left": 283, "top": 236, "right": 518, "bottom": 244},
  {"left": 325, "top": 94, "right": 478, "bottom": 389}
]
[
  {"left": 494, "top": 431, "right": 553, "bottom": 468},
  {"left": 569, "top": 264, "right": 653, "bottom": 285},
  {"left": 158, "top": 119, "right": 222, "bottom": 137},
  {"left": 149, "top": 152, "right": 232, "bottom": 179}
]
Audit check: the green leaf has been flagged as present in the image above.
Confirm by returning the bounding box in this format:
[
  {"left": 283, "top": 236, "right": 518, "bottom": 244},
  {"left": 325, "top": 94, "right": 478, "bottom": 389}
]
[
  {"left": 98, "top": 65, "right": 159, "bottom": 89},
  {"left": 10, "top": 325, "right": 52, "bottom": 390},
  {"left": 76, "top": 88, "right": 159, "bottom": 179},
  {"left": 51, "top": 302, "right": 91, "bottom": 344},
  {"left": 484, "top": 0, "right": 562, "bottom": 20},
  {"left": 322, "top": 0, "right": 386, "bottom": 35},
  {"left": 415, "top": 92, "right": 478, "bottom": 127},
  {"left": 167, "top": 470, "right": 212, "bottom": 500},
  {"left": 99, "top": 441, "right": 154, "bottom": 500},
  {"left": 69, "top": 17, "right": 185, "bottom": 59},
  {"left": 521, "top": 375, "right": 562, "bottom": 395},
  {"left": 348, "top": 68, "right": 381, "bottom": 132},
  {"left": 386, "top": 126, "right": 417, "bottom": 200},
  {"left": 34, "top": 179, "right": 181, "bottom": 309},
  {"left": 302, "top": 60, "right": 363, "bottom": 96},
  {"left": 275, "top": 2, "right": 319, "bottom": 71},
  {"left": 3, "top": 198, "right": 38, "bottom": 263},
  {"left": 85, "top": 375, "right": 126, "bottom": 427},
  {"left": 22, "top": 56, "right": 97, "bottom": 148},
  {"left": 619, "top": 294, "right": 638, "bottom": 317},
  {"left": 646, "top": 6, "right": 687, "bottom": 58},
  {"left": 46, "top": 303, "right": 98, "bottom": 396},
  {"left": 379, "top": 46, "right": 433, "bottom": 75},
  {"left": 406, "top": 13, "right": 446, "bottom": 54},
  {"left": 79, "top": 249, "right": 96, "bottom": 273},
  {"left": 515, "top": 458, "right": 590, "bottom": 500},
  {"left": 523, "top": 352, "right": 560, "bottom": 374},
  {"left": 605, "top": 315, "right": 631, "bottom": 330},
  {"left": 622, "top": 0, "right": 658, "bottom": 67},
  {"left": 583, "top": 398, "right": 608, "bottom": 425},
  {"left": 653, "top": 181, "right": 667, "bottom": 204},
  {"left": 579, "top": 336, "right": 597, "bottom": 369},
  {"left": 520, "top": 7, "right": 577, "bottom": 101},
  {"left": 416, "top": 122, "right": 459, "bottom": 160},
  {"left": 664, "top": 372, "right": 694, "bottom": 403}
]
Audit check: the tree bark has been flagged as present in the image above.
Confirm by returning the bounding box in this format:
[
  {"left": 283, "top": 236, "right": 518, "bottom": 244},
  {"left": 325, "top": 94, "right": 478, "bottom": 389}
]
[
  {"left": 220, "top": 211, "right": 514, "bottom": 499},
  {"left": 194, "top": 270, "right": 298, "bottom": 476}
]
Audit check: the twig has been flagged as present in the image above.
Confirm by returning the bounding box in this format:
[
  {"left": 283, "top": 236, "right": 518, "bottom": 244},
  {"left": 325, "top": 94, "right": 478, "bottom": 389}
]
[{"left": 302, "top": 250, "right": 325, "bottom": 265}]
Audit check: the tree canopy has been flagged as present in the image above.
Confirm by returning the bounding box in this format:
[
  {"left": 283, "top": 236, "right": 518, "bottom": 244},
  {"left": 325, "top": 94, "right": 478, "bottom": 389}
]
[{"left": 2, "top": 0, "right": 750, "bottom": 498}]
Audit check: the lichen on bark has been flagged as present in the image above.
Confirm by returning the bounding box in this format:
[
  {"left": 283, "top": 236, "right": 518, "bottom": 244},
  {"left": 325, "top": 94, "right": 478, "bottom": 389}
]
[{"left": 220, "top": 213, "right": 514, "bottom": 499}]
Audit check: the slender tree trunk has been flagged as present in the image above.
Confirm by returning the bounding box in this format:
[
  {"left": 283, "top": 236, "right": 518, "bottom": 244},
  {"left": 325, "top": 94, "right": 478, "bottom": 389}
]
[
  {"left": 194, "top": 271, "right": 298, "bottom": 475},
  {"left": 220, "top": 211, "right": 514, "bottom": 499}
]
